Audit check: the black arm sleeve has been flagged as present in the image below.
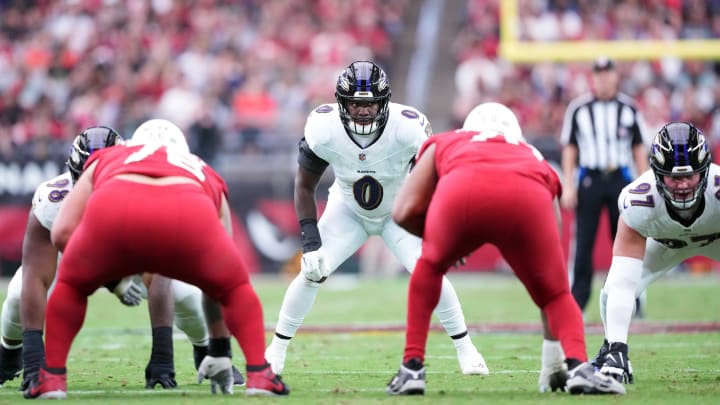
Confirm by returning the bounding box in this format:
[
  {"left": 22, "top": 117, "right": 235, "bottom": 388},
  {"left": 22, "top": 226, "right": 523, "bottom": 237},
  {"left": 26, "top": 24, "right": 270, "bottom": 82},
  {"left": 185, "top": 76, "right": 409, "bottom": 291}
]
[
  {"left": 298, "top": 137, "right": 329, "bottom": 174},
  {"left": 299, "top": 218, "right": 322, "bottom": 252}
]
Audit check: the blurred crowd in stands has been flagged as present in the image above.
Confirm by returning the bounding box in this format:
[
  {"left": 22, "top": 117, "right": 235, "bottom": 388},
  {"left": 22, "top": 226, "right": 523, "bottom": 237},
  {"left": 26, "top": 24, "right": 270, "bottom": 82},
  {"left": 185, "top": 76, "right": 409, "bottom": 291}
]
[
  {"left": 1, "top": 0, "right": 719, "bottom": 274},
  {"left": 0, "top": 0, "right": 407, "bottom": 167},
  {"left": 453, "top": 0, "right": 720, "bottom": 162},
  {"left": 0, "top": 0, "right": 719, "bottom": 171}
]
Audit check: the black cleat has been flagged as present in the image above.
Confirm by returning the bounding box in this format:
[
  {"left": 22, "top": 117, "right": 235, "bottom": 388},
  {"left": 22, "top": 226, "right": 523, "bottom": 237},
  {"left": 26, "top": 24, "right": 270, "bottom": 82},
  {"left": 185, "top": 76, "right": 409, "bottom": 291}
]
[
  {"left": 0, "top": 346, "right": 22, "bottom": 387},
  {"left": 19, "top": 371, "right": 37, "bottom": 392},
  {"left": 591, "top": 339, "right": 610, "bottom": 369},
  {"left": 600, "top": 342, "right": 634, "bottom": 384}
]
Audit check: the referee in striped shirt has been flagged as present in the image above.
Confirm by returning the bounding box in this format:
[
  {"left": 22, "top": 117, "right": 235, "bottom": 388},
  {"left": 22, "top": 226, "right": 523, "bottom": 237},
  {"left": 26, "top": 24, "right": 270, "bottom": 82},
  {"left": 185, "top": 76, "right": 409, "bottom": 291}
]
[{"left": 560, "top": 57, "right": 648, "bottom": 313}]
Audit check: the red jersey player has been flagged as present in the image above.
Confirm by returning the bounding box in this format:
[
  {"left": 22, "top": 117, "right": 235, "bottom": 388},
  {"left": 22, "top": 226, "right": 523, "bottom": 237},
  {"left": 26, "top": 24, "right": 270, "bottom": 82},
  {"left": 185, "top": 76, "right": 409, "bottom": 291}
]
[
  {"left": 24, "top": 119, "right": 289, "bottom": 398},
  {"left": 386, "top": 103, "right": 625, "bottom": 396}
]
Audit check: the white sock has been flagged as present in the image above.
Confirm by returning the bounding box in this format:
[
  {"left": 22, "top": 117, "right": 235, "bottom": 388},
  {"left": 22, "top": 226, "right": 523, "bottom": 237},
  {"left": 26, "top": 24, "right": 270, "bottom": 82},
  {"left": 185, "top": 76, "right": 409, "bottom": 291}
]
[
  {"left": 1, "top": 267, "right": 23, "bottom": 344},
  {"left": 434, "top": 277, "right": 470, "bottom": 337},
  {"left": 604, "top": 256, "right": 642, "bottom": 344},
  {"left": 541, "top": 339, "right": 565, "bottom": 369},
  {"left": 606, "top": 290, "right": 635, "bottom": 344},
  {"left": 270, "top": 335, "right": 290, "bottom": 350},
  {"left": 274, "top": 274, "right": 321, "bottom": 338},
  {"left": 452, "top": 334, "right": 475, "bottom": 353},
  {"left": 172, "top": 281, "right": 209, "bottom": 347},
  {"left": 599, "top": 287, "right": 608, "bottom": 336}
]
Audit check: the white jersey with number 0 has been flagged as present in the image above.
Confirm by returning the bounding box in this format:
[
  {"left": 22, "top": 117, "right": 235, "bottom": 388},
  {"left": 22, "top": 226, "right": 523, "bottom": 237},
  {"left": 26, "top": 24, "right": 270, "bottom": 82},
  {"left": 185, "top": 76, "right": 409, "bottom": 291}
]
[
  {"left": 302, "top": 102, "right": 432, "bottom": 273},
  {"left": 304, "top": 101, "right": 431, "bottom": 222}
]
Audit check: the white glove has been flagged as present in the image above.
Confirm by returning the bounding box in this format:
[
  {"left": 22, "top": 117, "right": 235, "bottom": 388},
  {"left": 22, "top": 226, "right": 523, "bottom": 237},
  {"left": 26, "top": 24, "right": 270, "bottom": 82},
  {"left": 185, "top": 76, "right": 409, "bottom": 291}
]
[
  {"left": 538, "top": 364, "right": 568, "bottom": 393},
  {"left": 301, "top": 250, "right": 329, "bottom": 283},
  {"left": 197, "top": 355, "right": 233, "bottom": 395},
  {"left": 113, "top": 275, "right": 145, "bottom": 306}
]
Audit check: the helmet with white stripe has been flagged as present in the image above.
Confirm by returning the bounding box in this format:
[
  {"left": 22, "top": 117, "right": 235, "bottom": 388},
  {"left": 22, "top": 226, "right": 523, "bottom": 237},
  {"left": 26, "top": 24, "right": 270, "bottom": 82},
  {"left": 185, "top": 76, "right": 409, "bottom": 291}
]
[
  {"left": 128, "top": 119, "right": 189, "bottom": 154},
  {"left": 462, "top": 102, "right": 523, "bottom": 142}
]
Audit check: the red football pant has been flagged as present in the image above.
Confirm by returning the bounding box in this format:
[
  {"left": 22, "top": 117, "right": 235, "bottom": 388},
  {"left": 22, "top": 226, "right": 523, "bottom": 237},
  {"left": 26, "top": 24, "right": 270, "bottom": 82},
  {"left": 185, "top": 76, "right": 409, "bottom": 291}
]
[
  {"left": 404, "top": 170, "right": 586, "bottom": 363},
  {"left": 45, "top": 180, "right": 266, "bottom": 369}
]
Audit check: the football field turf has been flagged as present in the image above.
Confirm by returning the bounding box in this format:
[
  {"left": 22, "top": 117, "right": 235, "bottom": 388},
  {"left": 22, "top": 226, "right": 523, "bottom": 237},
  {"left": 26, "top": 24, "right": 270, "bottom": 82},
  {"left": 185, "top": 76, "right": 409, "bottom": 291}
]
[{"left": 0, "top": 273, "right": 717, "bottom": 404}]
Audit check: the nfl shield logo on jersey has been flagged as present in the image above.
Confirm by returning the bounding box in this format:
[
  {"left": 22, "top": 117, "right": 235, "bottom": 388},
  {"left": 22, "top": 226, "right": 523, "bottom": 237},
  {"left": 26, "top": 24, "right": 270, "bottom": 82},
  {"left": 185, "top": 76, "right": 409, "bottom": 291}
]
[{"left": 359, "top": 153, "right": 366, "bottom": 161}]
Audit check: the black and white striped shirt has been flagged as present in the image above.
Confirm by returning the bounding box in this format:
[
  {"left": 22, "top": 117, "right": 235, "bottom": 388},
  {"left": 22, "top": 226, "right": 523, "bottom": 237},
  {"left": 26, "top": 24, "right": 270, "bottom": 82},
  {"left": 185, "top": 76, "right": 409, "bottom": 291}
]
[{"left": 561, "top": 93, "right": 647, "bottom": 171}]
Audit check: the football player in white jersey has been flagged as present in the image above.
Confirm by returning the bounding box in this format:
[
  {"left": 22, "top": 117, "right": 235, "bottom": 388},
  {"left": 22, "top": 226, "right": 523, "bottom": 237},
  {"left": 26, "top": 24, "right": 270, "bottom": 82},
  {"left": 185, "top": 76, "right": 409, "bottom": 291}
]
[
  {"left": 592, "top": 122, "right": 719, "bottom": 384},
  {"left": 0, "top": 126, "right": 243, "bottom": 390},
  {"left": 265, "top": 60, "right": 488, "bottom": 376}
]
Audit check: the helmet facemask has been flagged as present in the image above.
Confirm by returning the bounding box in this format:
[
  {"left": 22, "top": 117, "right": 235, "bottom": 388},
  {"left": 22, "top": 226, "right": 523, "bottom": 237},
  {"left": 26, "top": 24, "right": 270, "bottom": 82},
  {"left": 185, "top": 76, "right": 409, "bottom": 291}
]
[
  {"left": 650, "top": 122, "right": 711, "bottom": 210},
  {"left": 335, "top": 61, "right": 391, "bottom": 138},
  {"left": 654, "top": 167, "right": 708, "bottom": 210},
  {"left": 67, "top": 126, "right": 121, "bottom": 183}
]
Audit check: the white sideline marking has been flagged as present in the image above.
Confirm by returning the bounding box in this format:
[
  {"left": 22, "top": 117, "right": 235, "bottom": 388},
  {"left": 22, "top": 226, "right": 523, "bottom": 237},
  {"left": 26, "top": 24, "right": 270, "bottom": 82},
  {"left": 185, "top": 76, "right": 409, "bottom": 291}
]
[
  {"left": 297, "top": 369, "right": 536, "bottom": 375},
  {"left": 0, "top": 389, "right": 199, "bottom": 397}
]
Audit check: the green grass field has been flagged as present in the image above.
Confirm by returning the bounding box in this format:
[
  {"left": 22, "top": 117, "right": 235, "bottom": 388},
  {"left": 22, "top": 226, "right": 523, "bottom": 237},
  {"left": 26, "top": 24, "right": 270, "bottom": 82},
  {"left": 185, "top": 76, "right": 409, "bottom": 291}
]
[{"left": 0, "top": 272, "right": 717, "bottom": 404}]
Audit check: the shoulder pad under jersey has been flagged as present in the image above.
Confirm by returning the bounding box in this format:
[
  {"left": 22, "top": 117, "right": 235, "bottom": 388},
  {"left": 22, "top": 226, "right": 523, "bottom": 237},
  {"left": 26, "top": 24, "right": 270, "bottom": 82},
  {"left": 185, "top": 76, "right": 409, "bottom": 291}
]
[
  {"left": 387, "top": 102, "right": 432, "bottom": 148},
  {"left": 304, "top": 104, "right": 338, "bottom": 150},
  {"left": 617, "top": 170, "right": 661, "bottom": 236}
]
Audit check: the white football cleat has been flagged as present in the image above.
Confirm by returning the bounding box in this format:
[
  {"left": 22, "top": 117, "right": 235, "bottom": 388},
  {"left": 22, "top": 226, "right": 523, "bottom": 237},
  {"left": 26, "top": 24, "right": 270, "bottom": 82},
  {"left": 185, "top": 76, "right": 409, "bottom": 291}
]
[{"left": 457, "top": 347, "right": 489, "bottom": 375}]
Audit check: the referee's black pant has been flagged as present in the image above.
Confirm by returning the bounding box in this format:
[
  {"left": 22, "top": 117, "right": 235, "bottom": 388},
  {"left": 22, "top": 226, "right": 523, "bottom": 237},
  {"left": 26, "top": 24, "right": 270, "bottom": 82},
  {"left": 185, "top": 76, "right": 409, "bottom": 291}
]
[{"left": 571, "top": 167, "right": 632, "bottom": 311}]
